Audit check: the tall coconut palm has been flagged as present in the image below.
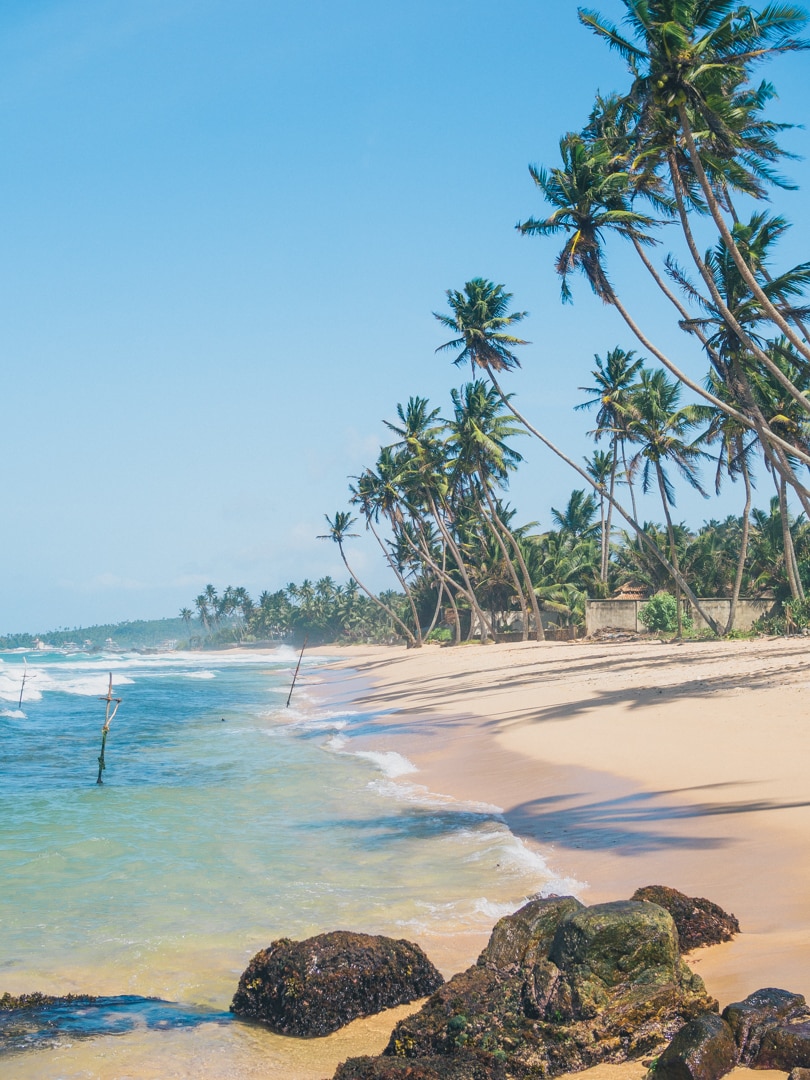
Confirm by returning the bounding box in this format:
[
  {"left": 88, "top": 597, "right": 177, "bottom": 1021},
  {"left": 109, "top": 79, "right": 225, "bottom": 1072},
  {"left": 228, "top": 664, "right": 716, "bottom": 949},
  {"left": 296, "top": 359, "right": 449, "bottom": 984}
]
[
  {"left": 445, "top": 380, "right": 536, "bottom": 639},
  {"left": 385, "top": 396, "right": 495, "bottom": 642},
  {"left": 318, "top": 511, "right": 418, "bottom": 646},
  {"left": 579, "top": 0, "right": 810, "bottom": 372},
  {"left": 585, "top": 450, "right": 614, "bottom": 583},
  {"left": 626, "top": 368, "right": 711, "bottom": 634},
  {"left": 577, "top": 346, "right": 645, "bottom": 556},
  {"left": 434, "top": 278, "right": 722, "bottom": 632}
]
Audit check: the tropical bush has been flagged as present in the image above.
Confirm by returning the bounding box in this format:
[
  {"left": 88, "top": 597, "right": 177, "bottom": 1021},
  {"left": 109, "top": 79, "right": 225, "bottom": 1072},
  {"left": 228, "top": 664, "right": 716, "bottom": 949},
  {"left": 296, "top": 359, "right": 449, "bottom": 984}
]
[{"left": 638, "top": 592, "right": 692, "bottom": 634}]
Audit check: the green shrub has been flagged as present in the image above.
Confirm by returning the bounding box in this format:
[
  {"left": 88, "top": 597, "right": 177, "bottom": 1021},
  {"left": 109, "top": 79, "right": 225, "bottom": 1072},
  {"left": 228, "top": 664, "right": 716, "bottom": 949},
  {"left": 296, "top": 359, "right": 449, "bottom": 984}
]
[
  {"left": 426, "top": 627, "right": 453, "bottom": 642},
  {"left": 638, "top": 592, "right": 692, "bottom": 633}
]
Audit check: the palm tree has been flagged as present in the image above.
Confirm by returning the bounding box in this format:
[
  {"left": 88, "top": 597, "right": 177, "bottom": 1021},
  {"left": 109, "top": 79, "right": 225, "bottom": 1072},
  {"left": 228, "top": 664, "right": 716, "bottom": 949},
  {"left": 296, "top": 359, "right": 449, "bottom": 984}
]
[
  {"left": 318, "top": 511, "right": 418, "bottom": 646},
  {"left": 585, "top": 450, "right": 614, "bottom": 583},
  {"left": 445, "top": 380, "right": 542, "bottom": 640},
  {"left": 434, "top": 279, "right": 722, "bottom": 633},
  {"left": 577, "top": 346, "right": 645, "bottom": 557},
  {"left": 517, "top": 132, "right": 660, "bottom": 303},
  {"left": 179, "top": 607, "right": 193, "bottom": 636},
  {"left": 385, "top": 396, "right": 495, "bottom": 642},
  {"left": 579, "top": 0, "right": 810, "bottom": 377},
  {"left": 626, "top": 368, "right": 711, "bottom": 634}
]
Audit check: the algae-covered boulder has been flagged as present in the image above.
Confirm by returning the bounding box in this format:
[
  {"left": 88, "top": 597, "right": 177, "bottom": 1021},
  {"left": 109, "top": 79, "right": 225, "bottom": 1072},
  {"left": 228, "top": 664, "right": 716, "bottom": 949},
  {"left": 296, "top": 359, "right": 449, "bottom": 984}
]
[
  {"left": 653, "top": 1011, "right": 737, "bottom": 1080},
  {"left": 333, "top": 1051, "right": 503, "bottom": 1079},
  {"left": 723, "top": 987, "right": 809, "bottom": 1066},
  {"left": 631, "top": 886, "right": 740, "bottom": 952},
  {"left": 477, "top": 896, "right": 584, "bottom": 974},
  {"left": 334, "top": 897, "right": 717, "bottom": 1080},
  {"left": 231, "top": 931, "right": 443, "bottom": 1036}
]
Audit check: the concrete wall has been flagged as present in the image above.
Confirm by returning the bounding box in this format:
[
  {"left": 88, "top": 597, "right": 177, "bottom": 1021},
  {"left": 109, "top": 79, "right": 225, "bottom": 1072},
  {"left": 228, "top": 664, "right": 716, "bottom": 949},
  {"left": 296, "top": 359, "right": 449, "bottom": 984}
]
[{"left": 585, "top": 597, "right": 776, "bottom": 636}]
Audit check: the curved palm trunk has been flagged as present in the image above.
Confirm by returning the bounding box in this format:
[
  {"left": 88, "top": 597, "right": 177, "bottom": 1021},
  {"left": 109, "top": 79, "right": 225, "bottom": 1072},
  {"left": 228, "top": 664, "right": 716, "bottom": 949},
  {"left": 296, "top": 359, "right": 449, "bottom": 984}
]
[
  {"left": 776, "top": 474, "right": 805, "bottom": 601},
  {"left": 724, "top": 461, "right": 753, "bottom": 636},
  {"left": 655, "top": 462, "right": 684, "bottom": 639},
  {"left": 667, "top": 149, "right": 810, "bottom": 420},
  {"left": 485, "top": 366, "right": 722, "bottom": 635},
  {"left": 401, "top": 516, "right": 482, "bottom": 641},
  {"left": 366, "top": 515, "right": 423, "bottom": 646},
  {"left": 477, "top": 488, "right": 529, "bottom": 640},
  {"left": 336, "top": 542, "right": 418, "bottom": 645},
  {"left": 428, "top": 491, "right": 494, "bottom": 643},
  {"left": 602, "top": 434, "right": 620, "bottom": 578},
  {"left": 494, "top": 510, "right": 546, "bottom": 641},
  {"left": 677, "top": 107, "right": 810, "bottom": 371}
]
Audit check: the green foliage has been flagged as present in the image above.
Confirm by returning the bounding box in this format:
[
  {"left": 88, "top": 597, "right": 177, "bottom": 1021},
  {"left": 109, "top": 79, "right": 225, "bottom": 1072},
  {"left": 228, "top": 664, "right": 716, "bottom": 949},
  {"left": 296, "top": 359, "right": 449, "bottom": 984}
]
[
  {"left": 638, "top": 592, "right": 692, "bottom": 633},
  {"left": 754, "top": 597, "right": 810, "bottom": 635},
  {"left": 426, "top": 627, "right": 453, "bottom": 642}
]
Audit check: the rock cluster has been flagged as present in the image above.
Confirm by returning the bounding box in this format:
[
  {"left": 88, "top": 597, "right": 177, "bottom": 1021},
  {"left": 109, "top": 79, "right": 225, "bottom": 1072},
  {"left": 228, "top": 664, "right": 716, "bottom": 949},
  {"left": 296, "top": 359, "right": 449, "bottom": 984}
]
[
  {"left": 655, "top": 986, "right": 810, "bottom": 1080},
  {"left": 631, "top": 886, "right": 740, "bottom": 953},
  {"left": 334, "top": 896, "right": 717, "bottom": 1079},
  {"left": 229, "top": 930, "right": 444, "bottom": 1036}
]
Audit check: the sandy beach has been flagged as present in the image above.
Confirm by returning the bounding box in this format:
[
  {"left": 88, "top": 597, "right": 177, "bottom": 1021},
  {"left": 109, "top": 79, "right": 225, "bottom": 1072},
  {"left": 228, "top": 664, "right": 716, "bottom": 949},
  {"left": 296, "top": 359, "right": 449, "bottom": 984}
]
[{"left": 318, "top": 636, "right": 810, "bottom": 1017}]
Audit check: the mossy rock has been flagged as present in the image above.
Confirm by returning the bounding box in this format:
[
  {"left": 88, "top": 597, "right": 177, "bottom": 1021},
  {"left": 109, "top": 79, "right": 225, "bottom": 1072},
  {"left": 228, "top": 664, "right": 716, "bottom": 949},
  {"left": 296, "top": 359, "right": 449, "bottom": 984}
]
[{"left": 231, "top": 931, "right": 443, "bottom": 1036}]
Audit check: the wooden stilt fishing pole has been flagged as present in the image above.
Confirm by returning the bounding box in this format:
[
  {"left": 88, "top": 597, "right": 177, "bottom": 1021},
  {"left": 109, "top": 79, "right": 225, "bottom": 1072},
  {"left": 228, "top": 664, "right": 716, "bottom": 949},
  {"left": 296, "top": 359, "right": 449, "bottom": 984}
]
[
  {"left": 286, "top": 636, "right": 308, "bottom": 708},
  {"left": 18, "top": 657, "right": 35, "bottom": 710},
  {"left": 96, "top": 673, "right": 122, "bottom": 784}
]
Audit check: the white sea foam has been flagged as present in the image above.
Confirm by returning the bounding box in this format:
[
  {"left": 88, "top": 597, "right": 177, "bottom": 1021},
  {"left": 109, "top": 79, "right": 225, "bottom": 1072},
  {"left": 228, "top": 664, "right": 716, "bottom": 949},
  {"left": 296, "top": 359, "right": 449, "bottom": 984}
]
[
  {"left": 0, "top": 708, "right": 26, "bottom": 718},
  {"left": 182, "top": 670, "right": 216, "bottom": 680},
  {"left": 352, "top": 750, "right": 418, "bottom": 778}
]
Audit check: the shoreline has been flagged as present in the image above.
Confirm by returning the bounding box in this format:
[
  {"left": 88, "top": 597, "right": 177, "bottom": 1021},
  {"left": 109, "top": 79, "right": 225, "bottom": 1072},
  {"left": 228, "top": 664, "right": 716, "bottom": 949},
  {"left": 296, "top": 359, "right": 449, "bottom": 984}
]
[{"left": 315, "top": 637, "right": 810, "bottom": 1011}]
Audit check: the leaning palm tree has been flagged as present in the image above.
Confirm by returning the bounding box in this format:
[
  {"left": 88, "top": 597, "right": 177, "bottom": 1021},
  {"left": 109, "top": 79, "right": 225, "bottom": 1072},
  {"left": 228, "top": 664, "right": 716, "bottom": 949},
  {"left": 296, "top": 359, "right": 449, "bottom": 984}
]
[
  {"left": 579, "top": 0, "right": 810, "bottom": 385},
  {"left": 318, "top": 511, "right": 418, "bottom": 646},
  {"left": 577, "top": 346, "right": 644, "bottom": 536},
  {"left": 625, "top": 368, "right": 711, "bottom": 635},
  {"left": 434, "top": 278, "right": 722, "bottom": 633},
  {"left": 445, "top": 380, "right": 542, "bottom": 640}
]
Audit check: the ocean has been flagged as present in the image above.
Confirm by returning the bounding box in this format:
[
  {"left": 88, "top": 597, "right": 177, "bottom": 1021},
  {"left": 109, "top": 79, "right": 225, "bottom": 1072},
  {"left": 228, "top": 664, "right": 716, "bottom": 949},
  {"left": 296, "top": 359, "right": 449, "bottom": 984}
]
[{"left": 0, "top": 647, "right": 573, "bottom": 1078}]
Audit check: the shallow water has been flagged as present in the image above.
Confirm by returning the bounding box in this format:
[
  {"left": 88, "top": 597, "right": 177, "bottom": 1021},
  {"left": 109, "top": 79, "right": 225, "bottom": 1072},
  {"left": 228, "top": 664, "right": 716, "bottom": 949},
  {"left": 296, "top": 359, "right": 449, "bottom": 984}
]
[{"left": 0, "top": 648, "right": 574, "bottom": 1077}]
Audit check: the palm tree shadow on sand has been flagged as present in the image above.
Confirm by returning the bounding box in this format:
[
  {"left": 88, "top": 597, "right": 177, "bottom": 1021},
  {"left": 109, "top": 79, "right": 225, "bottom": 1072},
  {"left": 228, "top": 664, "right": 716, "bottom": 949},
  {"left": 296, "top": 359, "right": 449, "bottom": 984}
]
[{"left": 502, "top": 783, "right": 810, "bottom": 855}]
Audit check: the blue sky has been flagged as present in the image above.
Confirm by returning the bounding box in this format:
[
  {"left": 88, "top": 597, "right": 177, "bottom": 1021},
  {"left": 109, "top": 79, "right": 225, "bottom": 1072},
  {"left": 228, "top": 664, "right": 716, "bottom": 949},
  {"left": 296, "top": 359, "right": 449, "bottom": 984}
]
[{"left": 1, "top": 0, "right": 808, "bottom": 633}]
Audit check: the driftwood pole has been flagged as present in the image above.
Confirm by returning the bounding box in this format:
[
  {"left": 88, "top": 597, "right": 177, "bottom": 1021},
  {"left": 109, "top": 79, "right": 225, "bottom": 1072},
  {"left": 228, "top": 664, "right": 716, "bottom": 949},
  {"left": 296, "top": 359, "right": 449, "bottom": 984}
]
[
  {"left": 18, "top": 657, "right": 35, "bottom": 710},
  {"left": 96, "top": 673, "right": 122, "bottom": 785},
  {"left": 286, "top": 636, "right": 308, "bottom": 708}
]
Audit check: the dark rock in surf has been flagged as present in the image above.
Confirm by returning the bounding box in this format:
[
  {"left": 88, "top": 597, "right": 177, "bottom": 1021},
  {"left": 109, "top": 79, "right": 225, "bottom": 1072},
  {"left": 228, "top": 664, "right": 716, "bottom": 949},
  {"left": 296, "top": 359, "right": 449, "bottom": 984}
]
[
  {"left": 631, "top": 886, "right": 740, "bottom": 953},
  {"left": 653, "top": 1011, "right": 737, "bottom": 1080},
  {"left": 230, "top": 931, "right": 443, "bottom": 1036},
  {"left": 336, "top": 897, "right": 717, "bottom": 1080},
  {"left": 722, "top": 987, "right": 809, "bottom": 1066},
  {"left": 333, "top": 1052, "right": 503, "bottom": 1079}
]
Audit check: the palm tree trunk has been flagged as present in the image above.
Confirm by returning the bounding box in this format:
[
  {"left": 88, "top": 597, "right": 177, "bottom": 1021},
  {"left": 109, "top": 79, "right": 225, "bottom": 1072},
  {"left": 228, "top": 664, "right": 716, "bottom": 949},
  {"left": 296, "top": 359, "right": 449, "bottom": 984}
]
[
  {"left": 478, "top": 487, "right": 529, "bottom": 640},
  {"left": 724, "top": 460, "right": 753, "bottom": 636},
  {"left": 655, "top": 463, "right": 684, "bottom": 638},
  {"left": 401, "top": 516, "right": 484, "bottom": 640},
  {"left": 602, "top": 434, "right": 619, "bottom": 578},
  {"left": 336, "top": 543, "right": 418, "bottom": 644},
  {"left": 484, "top": 365, "right": 722, "bottom": 635},
  {"left": 428, "top": 491, "right": 494, "bottom": 642},
  {"left": 677, "top": 106, "right": 810, "bottom": 370},
  {"left": 667, "top": 148, "right": 810, "bottom": 419},
  {"left": 366, "top": 516, "right": 422, "bottom": 646},
  {"left": 495, "top": 509, "right": 546, "bottom": 641},
  {"left": 777, "top": 475, "right": 805, "bottom": 601}
]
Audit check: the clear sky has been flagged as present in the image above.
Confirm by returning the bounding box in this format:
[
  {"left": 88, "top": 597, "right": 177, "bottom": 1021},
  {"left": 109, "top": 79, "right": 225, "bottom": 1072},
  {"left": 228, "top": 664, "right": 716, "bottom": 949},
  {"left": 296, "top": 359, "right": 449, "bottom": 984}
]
[{"left": 1, "top": 0, "right": 808, "bottom": 633}]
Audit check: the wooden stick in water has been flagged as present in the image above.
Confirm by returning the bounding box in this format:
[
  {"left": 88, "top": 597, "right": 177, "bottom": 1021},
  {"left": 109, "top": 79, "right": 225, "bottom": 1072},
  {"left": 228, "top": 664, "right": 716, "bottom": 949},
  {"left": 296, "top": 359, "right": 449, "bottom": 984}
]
[
  {"left": 96, "top": 673, "right": 122, "bottom": 784},
  {"left": 18, "top": 657, "right": 35, "bottom": 710},
  {"left": 286, "top": 636, "right": 308, "bottom": 708}
]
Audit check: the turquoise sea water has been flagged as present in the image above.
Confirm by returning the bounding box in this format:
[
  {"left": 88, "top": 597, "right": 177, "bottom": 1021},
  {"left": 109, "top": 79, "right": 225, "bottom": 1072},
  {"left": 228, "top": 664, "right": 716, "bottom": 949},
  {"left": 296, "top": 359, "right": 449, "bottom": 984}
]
[{"left": 0, "top": 648, "right": 569, "bottom": 1078}]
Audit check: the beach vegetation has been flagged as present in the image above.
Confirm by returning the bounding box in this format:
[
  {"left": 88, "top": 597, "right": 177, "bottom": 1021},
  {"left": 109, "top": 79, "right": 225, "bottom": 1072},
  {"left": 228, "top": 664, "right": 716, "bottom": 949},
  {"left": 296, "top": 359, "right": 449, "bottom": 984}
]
[{"left": 638, "top": 591, "right": 692, "bottom": 634}]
